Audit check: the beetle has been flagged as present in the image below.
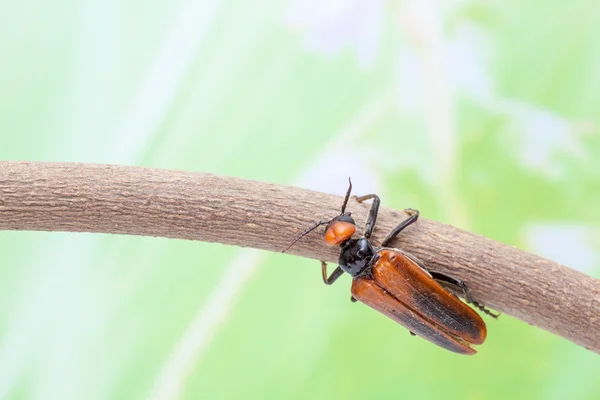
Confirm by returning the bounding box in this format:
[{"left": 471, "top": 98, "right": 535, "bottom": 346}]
[{"left": 283, "top": 180, "right": 496, "bottom": 355}]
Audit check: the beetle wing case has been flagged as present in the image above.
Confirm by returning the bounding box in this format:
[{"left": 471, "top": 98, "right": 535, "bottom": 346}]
[{"left": 351, "top": 249, "right": 487, "bottom": 355}]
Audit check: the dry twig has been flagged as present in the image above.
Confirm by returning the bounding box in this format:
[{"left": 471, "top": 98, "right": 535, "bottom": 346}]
[{"left": 0, "top": 161, "right": 598, "bottom": 353}]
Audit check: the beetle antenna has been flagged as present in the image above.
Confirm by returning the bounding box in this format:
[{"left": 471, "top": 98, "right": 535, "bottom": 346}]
[
  {"left": 341, "top": 177, "right": 352, "bottom": 214},
  {"left": 282, "top": 219, "right": 330, "bottom": 253}
]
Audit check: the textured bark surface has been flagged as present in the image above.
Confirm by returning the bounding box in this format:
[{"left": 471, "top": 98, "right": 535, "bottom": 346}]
[{"left": 1, "top": 161, "right": 599, "bottom": 353}]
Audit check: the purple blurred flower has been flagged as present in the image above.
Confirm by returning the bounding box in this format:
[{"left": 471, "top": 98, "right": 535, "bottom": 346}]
[{"left": 284, "top": 0, "right": 386, "bottom": 68}]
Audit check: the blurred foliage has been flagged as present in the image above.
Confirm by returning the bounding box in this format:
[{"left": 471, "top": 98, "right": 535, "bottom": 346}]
[{"left": 0, "top": 1, "right": 599, "bottom": 399}]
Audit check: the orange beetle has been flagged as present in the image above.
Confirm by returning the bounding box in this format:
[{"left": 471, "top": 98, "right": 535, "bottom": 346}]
[{"left": 283, "top": 180, "right": 496, "bottom": 355}]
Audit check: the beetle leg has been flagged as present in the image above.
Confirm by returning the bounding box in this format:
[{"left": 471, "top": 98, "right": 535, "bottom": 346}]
[
  {"left": 354, "top": 194, "right": 380, "bottom": 239},
  {"left": 381, "top": 209, "right": 420, "bottom": 247},
  {"left": 321, "top": 261, "right": 344, "bottom": 285},
  {"left": 409, "top": 331, "right": 416, "bottom": 336},
  {"left": 350, "top": 296, "right": 357, "bottom": 303},
  {"left": 429, "top": 271, "right": 474, "bottom": 303},
  {"left": 472, "top": 301, "right": 501, "bottom": 319},
  {"left": 430, "top": 271, "right": 500, "bottom": 319}
]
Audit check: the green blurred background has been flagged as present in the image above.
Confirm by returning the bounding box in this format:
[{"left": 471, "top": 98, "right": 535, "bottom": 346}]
[{"left": 1, "top": 1, "right": 599, "bottom": 399}]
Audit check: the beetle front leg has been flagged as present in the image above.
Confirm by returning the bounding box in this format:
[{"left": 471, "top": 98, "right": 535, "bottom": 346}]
[
  {"left": 321, "top": 261, "right": 344, "bottom": 285},
  {"left": 354, "top": 194, "right": 380, "bottom": 239}
]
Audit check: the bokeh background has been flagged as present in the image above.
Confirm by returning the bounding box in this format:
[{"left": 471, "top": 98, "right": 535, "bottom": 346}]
[{"left": 1, "top": 1, "right": 599, "bottom": 399}]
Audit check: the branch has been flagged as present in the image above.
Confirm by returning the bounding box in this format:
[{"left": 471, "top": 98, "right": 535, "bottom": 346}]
[{"left": 1, "top": 161, "right": 599, "bottom": 353}]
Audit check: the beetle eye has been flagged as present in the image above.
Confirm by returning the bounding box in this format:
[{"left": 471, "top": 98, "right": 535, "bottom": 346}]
[{"left": 324, "top": 220, "right": 356, "bottom": 245}]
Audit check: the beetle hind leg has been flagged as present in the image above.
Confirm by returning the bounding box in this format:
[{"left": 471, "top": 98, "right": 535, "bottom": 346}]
[
  {"left": 429, "top": 271, "right": 474, "bottom": 303},
  {"left": 431, "top": 271, "right": 500, "bottom": 319},
  {"left": 472, "top": 301, "right": 501, "bottom": 319}
]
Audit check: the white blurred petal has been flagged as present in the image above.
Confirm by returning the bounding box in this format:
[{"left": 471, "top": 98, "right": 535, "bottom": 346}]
[
  {"left": 523, "top": 224, "right": 598, "bottom": 274},
  {"left": 497, "top": 100, "right": 583, "bottom": 179}
]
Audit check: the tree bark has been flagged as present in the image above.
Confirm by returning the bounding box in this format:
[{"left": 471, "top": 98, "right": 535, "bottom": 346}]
[{"left": 1, "top": 161, "right": 598, "bottom": 353}]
